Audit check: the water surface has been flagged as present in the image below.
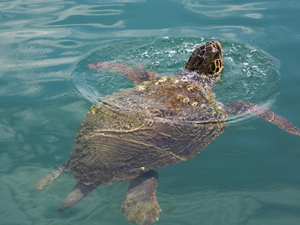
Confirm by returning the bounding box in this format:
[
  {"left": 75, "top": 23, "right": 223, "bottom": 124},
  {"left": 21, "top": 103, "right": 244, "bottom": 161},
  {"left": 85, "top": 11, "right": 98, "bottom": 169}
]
[{"left": 1, "top": 0, "right": 300, "bottom": 224}]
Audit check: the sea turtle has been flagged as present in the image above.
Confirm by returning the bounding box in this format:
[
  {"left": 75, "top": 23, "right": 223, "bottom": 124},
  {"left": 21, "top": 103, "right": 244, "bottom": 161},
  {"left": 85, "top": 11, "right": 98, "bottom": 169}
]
[{"left": 36, "top": 41, "right": 300, "bottom": 225}]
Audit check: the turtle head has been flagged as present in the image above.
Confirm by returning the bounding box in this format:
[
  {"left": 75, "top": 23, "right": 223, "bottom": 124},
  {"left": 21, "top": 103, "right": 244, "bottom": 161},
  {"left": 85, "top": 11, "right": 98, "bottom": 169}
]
[{"left": 185, "top": 41, "right": 224, "bottom": 78}]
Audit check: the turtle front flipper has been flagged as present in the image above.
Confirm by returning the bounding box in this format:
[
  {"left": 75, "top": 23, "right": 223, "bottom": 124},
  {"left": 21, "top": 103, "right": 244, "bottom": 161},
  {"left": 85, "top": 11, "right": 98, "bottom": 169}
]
[
  {"left": 121, "top": 170, "right": 161, "bottom": 225},
  {"left": 225, "top": 101, "right": 300, "bottom": 136},
  {"left": 35, "top": 159, "right": 70, "bottom": 190},
  {"left": 59, "top": 181, "right": 101, "bottom": 211},
  {"left": 88, "top": 61, "right": 158, "bottom": 84}
]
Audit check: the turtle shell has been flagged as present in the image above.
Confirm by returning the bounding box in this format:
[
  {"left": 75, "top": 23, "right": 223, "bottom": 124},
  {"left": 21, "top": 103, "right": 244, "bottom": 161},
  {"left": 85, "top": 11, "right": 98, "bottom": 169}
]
[{"left": 69, "top": 76, "right": 227, "bottom": 185}]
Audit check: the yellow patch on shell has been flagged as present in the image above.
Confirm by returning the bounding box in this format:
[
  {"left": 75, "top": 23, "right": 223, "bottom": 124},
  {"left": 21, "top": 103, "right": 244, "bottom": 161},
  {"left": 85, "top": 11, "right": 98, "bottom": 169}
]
[
  {"left": 187, "top": 85, "right": 196, "bottom": 92},
  {"left": 159, "top": 77, "right": 167, "bottom": 83},
  {"left": 137, "top": 85, "right": 145, "bottom": 91},
  {"left": 182, "top": 98, "right": 190, "bottom": 104},
  {"left": 191, "top": 101, "right": 198, "bottom": 107}
]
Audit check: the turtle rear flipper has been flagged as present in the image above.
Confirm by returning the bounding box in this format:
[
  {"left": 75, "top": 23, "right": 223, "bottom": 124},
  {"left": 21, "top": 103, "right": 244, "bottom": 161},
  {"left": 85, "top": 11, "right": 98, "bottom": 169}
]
[
  {"left": 60, "top": 181, "right": 101, "bottom": 211},
  {"left": 35, "top": 159, "right": 70, "bottom": 190},
  {"left": 121, "top": 170, "right": 161, "bottom": 225},
  {"left": 225, "top": 101, "right": 300, "bottom": 136},
  {"left": 88, "top": 61, "right": 158, "bottom": 84}
]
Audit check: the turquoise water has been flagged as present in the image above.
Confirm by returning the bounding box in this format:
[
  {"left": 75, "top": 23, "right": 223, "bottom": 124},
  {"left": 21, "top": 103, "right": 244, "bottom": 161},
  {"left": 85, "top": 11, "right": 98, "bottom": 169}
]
[{"left": 1, "top": 0, "right": 300, "bottom": 224}]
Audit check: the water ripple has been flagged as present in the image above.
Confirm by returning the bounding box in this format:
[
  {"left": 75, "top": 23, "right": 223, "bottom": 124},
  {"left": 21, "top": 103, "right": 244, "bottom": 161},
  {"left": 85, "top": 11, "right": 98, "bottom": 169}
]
[
  {"left": 182, "top": 1, "right": 266, "bottom": 18},
  {"left": 159, "top": 183, "right": 300, "bottom": 224}
]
